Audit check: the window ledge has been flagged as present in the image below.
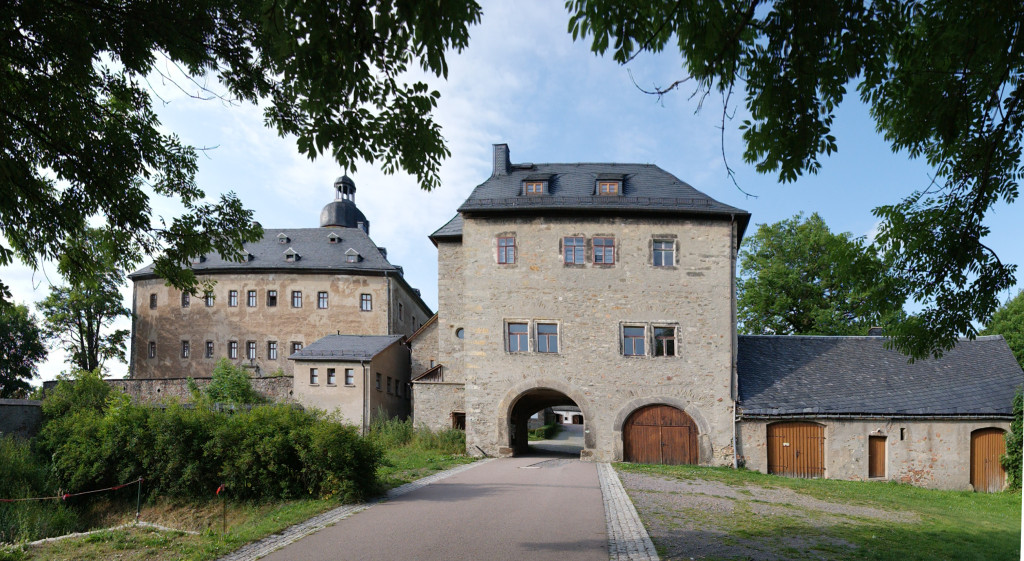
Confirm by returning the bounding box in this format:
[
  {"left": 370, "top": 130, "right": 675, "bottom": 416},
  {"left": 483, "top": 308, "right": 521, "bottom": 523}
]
[
  {"left": 326, "top": 384, "right": 337, "bottom": 387},
  {"left": 344, "top": 384, "right": 357, "bottom": 388},
  {"left": 309, "top": 383, "right": 320, "bottom": 386}
]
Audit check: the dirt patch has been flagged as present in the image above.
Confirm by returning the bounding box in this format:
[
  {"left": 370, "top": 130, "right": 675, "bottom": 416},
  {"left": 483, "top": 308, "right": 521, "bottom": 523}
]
[{"left": 619, "top": 470, "right": 916, "bottom": 560}]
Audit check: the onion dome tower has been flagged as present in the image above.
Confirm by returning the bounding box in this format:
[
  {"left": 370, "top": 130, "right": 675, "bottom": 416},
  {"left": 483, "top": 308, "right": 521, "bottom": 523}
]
[{"left": 320, "top": 175, "right": 370, "bottom": 234}]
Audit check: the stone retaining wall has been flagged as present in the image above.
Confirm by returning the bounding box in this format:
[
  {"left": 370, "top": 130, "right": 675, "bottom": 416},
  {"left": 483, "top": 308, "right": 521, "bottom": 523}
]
[{"left": 0, "top": 399, "right": 43, "bottom": 439}]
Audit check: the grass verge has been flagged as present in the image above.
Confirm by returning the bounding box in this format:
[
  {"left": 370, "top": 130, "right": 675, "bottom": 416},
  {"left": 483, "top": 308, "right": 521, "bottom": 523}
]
[{"left": 617, "top": 463, "right": 1021, "bottom": 561}]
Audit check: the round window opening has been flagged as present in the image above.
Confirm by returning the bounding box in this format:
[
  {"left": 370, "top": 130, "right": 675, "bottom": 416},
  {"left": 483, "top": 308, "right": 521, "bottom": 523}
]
[{"left": 455, "top": 328, "right": 465, "bottom": 339}]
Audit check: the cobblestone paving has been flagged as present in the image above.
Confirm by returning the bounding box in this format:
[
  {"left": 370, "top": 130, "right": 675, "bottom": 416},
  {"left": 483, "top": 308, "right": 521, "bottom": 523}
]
[
  {"left": 217, "top": 459, "right": 493, "bottom": 561},
  {"left": 597, "top": 463, "right": 660, "bottom": 561}
]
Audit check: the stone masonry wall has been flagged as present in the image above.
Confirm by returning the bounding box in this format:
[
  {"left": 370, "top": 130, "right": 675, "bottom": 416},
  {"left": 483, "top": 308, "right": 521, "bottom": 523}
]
[
  {"left": 107, "top": 377, "right": 295, "bottom": 403},
  {"left": 0, "top": 399, "right": 43, "bottom": 439},
  {"left": 737, "top": 418, "right": 1013, "bottom": 490},
  {"left": 412, "top": 383, "right": 465, "bottom": 432},
  {"left": 132, "top": 272, "right": 394, "bottom": 379},
  {"left": 451, "top": 215, "right": 738, "bottom": 463}
]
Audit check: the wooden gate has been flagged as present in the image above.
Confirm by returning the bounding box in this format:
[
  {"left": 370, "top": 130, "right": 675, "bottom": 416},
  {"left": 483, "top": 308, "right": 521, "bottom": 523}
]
[
  {"left": 623, "top": 405, "right": 698, "bottom": 465},
  {"left": 767, "top": 422, "right": 825, "bottom": 478},
  {"left": 971, "top": 428, "right": 1006, "bottom": 493},
  {"left": 868, "top": 435, "right": 886, "bottom": 478}
]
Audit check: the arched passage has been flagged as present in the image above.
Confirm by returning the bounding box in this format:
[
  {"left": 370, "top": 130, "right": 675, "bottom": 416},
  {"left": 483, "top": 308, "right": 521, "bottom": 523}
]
[{"left": 497, "top": 379, "right": 594, "bottom": 457}]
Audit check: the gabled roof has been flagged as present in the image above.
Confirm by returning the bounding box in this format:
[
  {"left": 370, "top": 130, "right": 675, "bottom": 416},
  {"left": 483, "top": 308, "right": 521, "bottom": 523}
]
[
  {"left": 406, "top": 313, "right": 438, "bottom": 344},
  {"left": 429, "top": 214, "right": 464, "bottom": 244},
  {"left": 457, "top": 162, "right": 750, "bottom": 237},
  {"left": 129, "top": 227, "right": 398, "bottom": 279},
  {"left": 737, "top": 335, "right": 1024, "bottom": 417},
  {"left": 289, "top": 334, "right": 404, "bottom": 362}
]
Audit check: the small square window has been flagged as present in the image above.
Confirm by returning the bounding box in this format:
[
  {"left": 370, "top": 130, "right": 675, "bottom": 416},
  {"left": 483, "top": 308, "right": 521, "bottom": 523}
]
[
  {"left": 597, "top": 181, "right": 620, "bottom": 195},
  {"left": 247, "top": 290, "right": 257, "bottom": 307},
  {"left": 181, "top": 340, "right": 190, "bottom": 358},
  {"left": 564, "top": 237, "right": 585, "bottom": 265},
  {"left": 181, "top": 292, "right": 190, "bottom": 308},
  {"left": 507, "top": 323, "right": 528, "bottom": 352},
  {"left": 537, "top": 323, "right": 558, "bottom": 353},
  {"left": 345, "top": 368, "right": 355, "bottom": 385},
  {"left": 309, "top": 368, "right": 319, "bottom": 385},
  {"left": 228, "top": 341, "right": 238, "bottom": 359},
  {"left": 523, "top": 181, "right": 546, "bottom": 195},
  {"left": 291, "top": 341, "right": 303, "bottom": 354},
  {"left": 228, "top": 290, "right": 238, "bottom": 307},
  {"left": 327, "top": 368, "right": 336, "bottom": 385},
  {"left": 267, "top": 341, "right": 278, "bottom": 360},
  {"left": 318, "top": 291, "right": 328, "bottom": 309},
  {"left": 292, "top": 290, "right": 302, "bottom": 308},
  {"left": 246, "top": 341, "right": 256, "bottom": 360},
  {"left": 360, "top": 294, "right": 372, "bottom": 311},
  {"left": 205, "top": 341, "right": 214, "bottom": 358},
  {"left": 654, "top": 327, "right": 675, "bottom": 357},
  {"left": 593, "top": 237, "right": 615, "bottom": 265},
  {"left": 149, "top": 294, "right": 157, "bottom": 309},
  {"left": 148, "top": 341, "right": 156, "bottom": 358},
  {"left": 347, "top": 253, "right": 358, "bottom": 263},
  {"left": 267, "top": 290, "right": 278, "bottom": 307},
  {"left": 205, "top": 292, "right": 214, "bottom": 307},
  {"left": 623, "top": 326, "right": 646, "bottom": 356},
  {"left": 498, "top": 236, "right": 516, "bottom": 264},
  {"left": 653, "top": 240, "right": 674, "bottom": 267}
]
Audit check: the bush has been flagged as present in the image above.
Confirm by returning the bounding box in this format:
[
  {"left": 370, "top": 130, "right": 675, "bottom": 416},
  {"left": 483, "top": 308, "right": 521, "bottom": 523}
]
[
  {"left": 528, "top": 423, "right": 560, "bottom": 441},
  {"left": 205, "top": 359, "right": 264, "bottom": 404},
  {"left": 368, "top": 415, "right": 414, "bottom": 449},
  {"left": 0, "top": 437, "right": 80, "bottom": 543},
  {"left": 1002, "top": 388, "right": 1022, "bottom": 489}
]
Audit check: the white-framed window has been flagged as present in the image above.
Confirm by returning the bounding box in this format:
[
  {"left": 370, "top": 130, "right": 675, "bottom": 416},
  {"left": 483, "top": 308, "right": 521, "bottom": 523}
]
[
  {"left": 247, "top": 290, "right": 257, "bottom": 307},
  {"left": 361, "top": 294, "right": 372, "bottom": 311},
  {"left": 246, "top": 341, "right": 256, "bottom": 360},
  {"left": 327, "top": 368, "right": 336, "bottom": 385},
  {"left": 318, "top": 291, "right": 328, "bottom": 309},
  {"left": 181, "top": 340, "right": 190, "bottom": 358},
  {"left": 267, "top": 290, "right": 278, "bottom": 307},
  {"left": 345, "top": 368, "right": 355, "bottom": 385},
  {"left": 267, "top": 341, "right": 278, "bottom": 360},
  {"left": 292, "top": 290, "right": 302, "bottom": 308},
  {"left": 653, "top": 239, "right": 674, "bottom": 267},
  {"left": 228, "top": 290, "right": 238, "bottom": 307},
  {"left": 309, "top": 368, "right": 318, "bottom": 385},
  {"left": 205, "top": 341, "right": 214, "bottom": 358},
  {"left": 228, "top": 340, "right": 238, "bottom": 359},
  {"left": 205, "top": 292, "right": 214, "bottom": 307}
]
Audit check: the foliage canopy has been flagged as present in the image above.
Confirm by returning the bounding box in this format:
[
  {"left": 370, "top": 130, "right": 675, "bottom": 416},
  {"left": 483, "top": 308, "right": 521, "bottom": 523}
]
[
  {"left": 981, "top": 290, "right": 1024, "bottom": 368},
  {"left": 566, "top": 0, "right": 1022, "bottom": 358},
  {"left": 1, "top": 0, "right": 482, "bottom": 302},
  {"left": 0, "top": 303, "right": 47, "bottom": 398},
  {"left": 737, "top": 213, "right": 905, "bottom": 336}
]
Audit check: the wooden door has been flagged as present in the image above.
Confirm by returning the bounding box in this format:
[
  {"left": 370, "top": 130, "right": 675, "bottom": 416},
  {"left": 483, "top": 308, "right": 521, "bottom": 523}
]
[
  {"left": 767, "top": 422, "right": 825, "bottom": 478},
  {"left": 623, "top": 405, "right": 698, "bottom": 465},
  {"left": 868, "top": 435, "right": 886, "bottom": 478},
  {"left": 971, "top": 428, "right": 1006, "bottom": 493}
]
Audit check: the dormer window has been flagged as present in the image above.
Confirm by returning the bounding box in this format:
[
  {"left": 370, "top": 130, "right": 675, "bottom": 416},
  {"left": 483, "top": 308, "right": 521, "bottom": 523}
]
[
  {"left": 190, "top": 255, "right": 206, "bottom": 265},
  {"left": 523, "top": 181, "right": 547, "bottom": 195},
  {"left": 345, "top": 248, "right": 360, "bottom": 263},
  {"left": 284, "top": 247, "right": 300, "bottom": 262},
  {"left": 239, "top": 250, "right": 252, "bottom": 262},
  {"left": 597, "top": 180, "right": 621, "bottom": 195},
  {"left": 277, "top": 233, "right": 290, "bottom": 244},
  {"left": 327, "top": 232, "right": 341, "bottom": 244}
]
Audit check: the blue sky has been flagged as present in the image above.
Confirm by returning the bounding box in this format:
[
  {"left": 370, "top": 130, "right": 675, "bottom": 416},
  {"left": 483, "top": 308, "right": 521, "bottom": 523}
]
[{"left": 6, "top": 0, "right": 1022, "bottom": 381}]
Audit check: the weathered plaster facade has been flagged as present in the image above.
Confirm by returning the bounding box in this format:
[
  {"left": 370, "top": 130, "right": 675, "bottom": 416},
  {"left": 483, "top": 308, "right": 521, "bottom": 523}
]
[{"left": 737, "top": 418, "right": 1013, "bottom": 490}]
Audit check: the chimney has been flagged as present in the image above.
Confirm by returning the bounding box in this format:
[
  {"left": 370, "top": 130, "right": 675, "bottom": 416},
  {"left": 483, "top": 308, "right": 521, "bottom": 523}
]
[
  {"left": 867, "top": 327, "right": 884, "bottom": 336},
  {"left": 492, "top": 143, "right": 510, "bottom": 176}
]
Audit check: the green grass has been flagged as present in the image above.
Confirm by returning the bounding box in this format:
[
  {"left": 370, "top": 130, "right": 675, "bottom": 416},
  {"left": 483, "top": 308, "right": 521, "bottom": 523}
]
[
  {"left": 617, "top": 463, "right": 1022, "bottom": 561},
  {"left": 377, "top": 445, "right": 475, "bottom": 490}
]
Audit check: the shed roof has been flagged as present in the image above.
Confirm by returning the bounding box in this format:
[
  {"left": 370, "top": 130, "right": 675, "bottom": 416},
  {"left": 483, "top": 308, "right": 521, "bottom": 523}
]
[
  {"left": 737, "top": 335, "right": 1024, "bottom": 417},
  {"left": 289, "top": 334, "right": 404, "bottom": 362}
]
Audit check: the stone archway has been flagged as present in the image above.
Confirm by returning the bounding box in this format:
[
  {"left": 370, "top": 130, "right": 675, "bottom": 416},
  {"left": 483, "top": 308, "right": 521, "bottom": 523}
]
[{"left": 495, "top": 379, "right": 595, "bottom": 457}]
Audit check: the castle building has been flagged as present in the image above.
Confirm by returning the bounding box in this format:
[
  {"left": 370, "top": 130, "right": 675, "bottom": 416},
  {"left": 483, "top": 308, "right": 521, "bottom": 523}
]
[
  {"left": 410, "top": 144, "right": 1022, "bottom": 491},
  {"left": 128, "top": 176, "right": 431, "bottom": 427}
]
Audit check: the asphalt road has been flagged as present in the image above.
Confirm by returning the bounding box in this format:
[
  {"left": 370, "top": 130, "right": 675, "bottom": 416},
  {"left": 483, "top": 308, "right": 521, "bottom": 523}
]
[{"left": 260, "top": 455, "right": 608, "bottom": 561}]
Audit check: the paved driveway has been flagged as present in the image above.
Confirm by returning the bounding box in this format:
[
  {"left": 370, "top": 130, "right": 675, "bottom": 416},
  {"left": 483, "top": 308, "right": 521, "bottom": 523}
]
[{"left": 260, "top": 456, "right": 608, "bottom": 561}]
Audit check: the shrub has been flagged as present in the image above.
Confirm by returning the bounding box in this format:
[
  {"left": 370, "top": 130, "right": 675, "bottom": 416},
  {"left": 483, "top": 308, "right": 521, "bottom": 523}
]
[
  {"left": 528, "top": 423, "right": 560, "bottom": 440},
  {"left": 1002, "top": 388, "right": 1022, "bottom": 489},
  {"left": 411, "top": 426, "right": 465, "bottom": 455},
  {"left": 368, "top": 415, "right": 414, "bottom": 449},
  {"left": 0, "top": 437, "right": 79, "bottom": 543},
  {"left": 205, "top": 359, "right": 264, "bottom": 404}
]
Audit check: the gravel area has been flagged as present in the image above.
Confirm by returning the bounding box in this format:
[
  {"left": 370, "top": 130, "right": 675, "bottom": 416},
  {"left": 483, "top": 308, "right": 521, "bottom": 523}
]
[{"left": 618, "top": 470, "right": 916, "bottom": 561}]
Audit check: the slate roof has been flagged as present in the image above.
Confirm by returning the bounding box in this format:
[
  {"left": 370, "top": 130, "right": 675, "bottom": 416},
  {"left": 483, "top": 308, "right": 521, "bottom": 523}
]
[
  {"left": 457, "top": 162, "right": 750, "bottom": 235},
  {"left": 737, "top": 335, "right": 1024, "bottom": 417},
  {"left": 430, "top": 214, "right": 464, "bottom": 242},
  {"left": 289, "top": 334, "right": 403, "bottom": 362},
  {"left": 129, "top": 227, "right": 398, "bottom": 279}
]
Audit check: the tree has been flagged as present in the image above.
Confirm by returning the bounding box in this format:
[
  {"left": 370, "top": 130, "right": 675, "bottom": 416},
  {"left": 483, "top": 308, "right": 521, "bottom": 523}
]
[
  {"left": 37, "top": 229, "right": 131, "bottom": 373},
  {"left": 202, "top": 359, "right": 265, "bottom": 404},
  {"left": 566, "top": 0, "right": 1021, "bottom": 358},
  {"left": 1, "top": 0, "right": 482, "bottom": 303},
  {"left": 981, "top": 290, "right": 1024, "bottom": 368},
  {"left": 0, "top": 303, "right": 48, "bottom": 398},
  {"left": 737, "top": 213, "right": 905, "bottom": 336}
]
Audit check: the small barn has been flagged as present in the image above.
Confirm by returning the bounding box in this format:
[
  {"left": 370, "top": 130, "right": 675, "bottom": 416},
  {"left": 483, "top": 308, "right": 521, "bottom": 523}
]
[{"left": 736, "top": 335, "right": 1022, "bottom": 491}]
